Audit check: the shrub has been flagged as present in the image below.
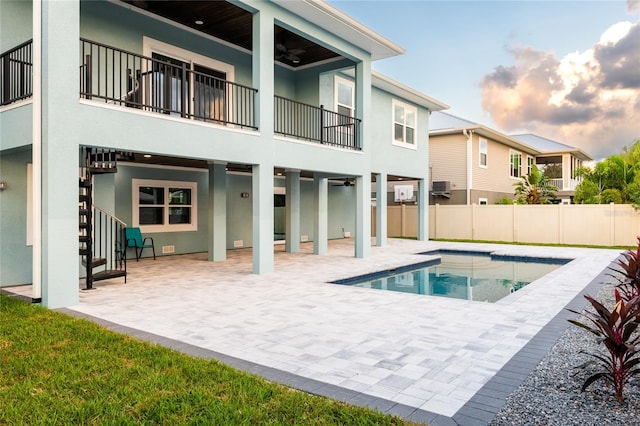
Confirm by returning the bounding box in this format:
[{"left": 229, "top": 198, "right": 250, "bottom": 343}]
[
  {"left": 568, "top": 290, "right": 640, "bottom": 403},
  {"left": 609, "top": 236, "right": 640, "bottom": 301},
  {"left": 602, "top": 189, "right": 623, "bottom": 204}
]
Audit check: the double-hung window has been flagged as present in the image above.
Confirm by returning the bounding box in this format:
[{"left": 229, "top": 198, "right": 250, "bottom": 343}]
[
  {"left": 392, "top": 100, "right": 417, "bottom": 148},
  {"left": 527, "top": 156, "right": 534, "bottom": 176},
  {"left": 133, "top": 179, "right": 197, "bottom": 232},
  {"left": 479, "top": 138, "right": 488, "bottom": 167},
  {"left": 335, "top": 76, "right": 354, "bottom": 119},
  {"left": 510, "top": 150, "right": 522, "bottom": 178}
]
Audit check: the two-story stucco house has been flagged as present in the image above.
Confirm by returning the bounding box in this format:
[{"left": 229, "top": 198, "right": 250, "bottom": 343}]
[
  {"left": 429, "top": 112, "right": 592, "bottom": 205},
  {"left": 0, "top": 0, "right": 447, "bottom": 308}
]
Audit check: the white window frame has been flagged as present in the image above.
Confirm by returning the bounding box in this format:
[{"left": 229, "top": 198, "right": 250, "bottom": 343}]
[
  {"left": 509, "top": 149, "right": 522, "bottom": 179},
  {"left": 527, "top": 156, "right": 534, "bottom": 176},
  {"left": 132, "top": 178, "right": 197, "bottom": 233},
  {"left": 479, "top": 138, "right": 488, "bottom": 168},
  {"left": 142, "top": 37, "right": 235, "bottom": 122},
  {"left": 334, "top": 75, "right": 354, "bottom": 118},
  {"left": 391, "top": 99, "right": 417, "bottom": 150}
]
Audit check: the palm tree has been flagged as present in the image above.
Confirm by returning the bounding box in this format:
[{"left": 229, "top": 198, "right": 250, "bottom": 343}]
[{"left": 514, "top": 164, "right": 558, "bottom": 204}]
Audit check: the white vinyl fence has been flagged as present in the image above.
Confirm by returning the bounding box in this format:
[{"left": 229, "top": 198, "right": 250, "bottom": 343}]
[{"left": 374, "top": 204, "right": 640, "bottom": 247}]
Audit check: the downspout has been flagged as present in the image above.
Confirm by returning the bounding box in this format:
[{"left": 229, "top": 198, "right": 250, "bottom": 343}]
[
  {"left": 32, "top": 0, "right": 42, "bottom": 303},
  {"left": 462, "top": 129, "right": 473, "bottom": 205}
]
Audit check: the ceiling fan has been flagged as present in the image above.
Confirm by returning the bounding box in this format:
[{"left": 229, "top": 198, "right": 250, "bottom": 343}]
[
  {"left": 330, "top": 178, "right": 354, "bottom": 187},
  {"left": 276, "top": 41, "right": 305, "bottom": 65}
]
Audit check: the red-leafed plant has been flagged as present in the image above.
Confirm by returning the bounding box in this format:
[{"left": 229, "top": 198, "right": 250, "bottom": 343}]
[
  {"left": 568, "top": 290, "right": 640, "bottom": 403},
  {"left": 609, "top": 237, "right": 640, "bottom": 301}
]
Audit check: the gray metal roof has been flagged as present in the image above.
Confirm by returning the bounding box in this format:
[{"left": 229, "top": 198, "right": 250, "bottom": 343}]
[{"left": 429, "top": 111, "right": 476, "bottom": 130}]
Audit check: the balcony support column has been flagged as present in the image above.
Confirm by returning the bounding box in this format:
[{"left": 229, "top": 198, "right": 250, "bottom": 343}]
[
  {"left": 417, "top": 178, "right": 428, "bottom": 241},
  {"left": 313, "top": 174, "right": 328, "bottom": 255},
  {"left": 375, "top": 173, "right": 387, "bottom": 246},
  {"left": 355, "top": 173, "right": 371, "bottom": 258},
  {"left": 285, "top": 170, "right": 301, "bottom": 253},
  {"left": 252, "top": 163, "right": 274, "bottom": 273},
  {"left": 208, "top": 162, "right": 227, "bottom": 262},
  {"left": 35, "top": 0, "right": 80, "bottom": 308}
]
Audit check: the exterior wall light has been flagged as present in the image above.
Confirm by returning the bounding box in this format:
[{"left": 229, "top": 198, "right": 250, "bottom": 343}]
[
  {"left": 241, "top": 192, "right": 250, "bottom": 198},
  {"left": 0, "top": 181, "right": 7, "bottom": 190}
]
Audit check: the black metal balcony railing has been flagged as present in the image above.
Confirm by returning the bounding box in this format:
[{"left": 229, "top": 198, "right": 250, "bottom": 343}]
[
  {"left": 80, "top": 39, "right": 257, "bottom": 129},
  {"left": 1, "top": 39, "right": 33, "bottom": 106},
  {"left": 274, "top": 95, "right": 361, "bottom": 151}
]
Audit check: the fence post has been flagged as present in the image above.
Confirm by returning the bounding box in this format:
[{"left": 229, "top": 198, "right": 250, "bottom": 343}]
[
  {"left": 610, "top": 202, "right": 615, "bottom": 246},
  {"left": 471, "top": 203, "right": 477, "bottom": 241},
  {"left": 558, "top": 203, "right": 564, "bottom": 244},
  {"left": 512, "top": 202, "right": 518, "bottom": 243},
  {"left": 434, "top": 203, "right": 439, "bottom": 239}
]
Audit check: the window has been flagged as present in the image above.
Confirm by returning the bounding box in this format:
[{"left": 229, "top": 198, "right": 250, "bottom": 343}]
[
  {"left": 143, "top": 37, "right": 234, "bottom": 123},
  {"left": 527, "top": 156, "right": 534, "bottom": 176},
  {"left": 132, "top": 179, "right": 197, "bottom": 232},
  {"left": 334, "top": 76, "right": 354, "bottom": 118},
  {"left": 392, "top": 100, "right": 417, "bottom": 148},
  {"left": 479, "top": 138, "right": 488, "bottom": 167},
  {"left": 510, "top": 150, "right": 522, "bottom": 178}
]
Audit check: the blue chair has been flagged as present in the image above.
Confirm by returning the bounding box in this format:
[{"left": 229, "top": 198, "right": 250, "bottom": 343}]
[{"left": 125, "top": 227, "right": 156, "bottom": 261}]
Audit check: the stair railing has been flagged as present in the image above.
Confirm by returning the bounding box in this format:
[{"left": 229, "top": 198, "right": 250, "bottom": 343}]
[{"left": 92, "top": 206, "right": 127, "bottom": 281}]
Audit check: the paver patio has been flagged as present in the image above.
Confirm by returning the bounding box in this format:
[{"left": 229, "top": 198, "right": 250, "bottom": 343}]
[{"left": 4, "top": 239, "right": 621, "bottom": 424}]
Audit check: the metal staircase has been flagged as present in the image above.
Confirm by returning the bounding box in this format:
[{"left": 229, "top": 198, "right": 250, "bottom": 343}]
[{"left": 79, "top": 147, "right": 129, "bottom": 289}]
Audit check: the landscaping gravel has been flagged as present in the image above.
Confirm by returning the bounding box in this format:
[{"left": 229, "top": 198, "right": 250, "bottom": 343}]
[{"left": 489, "top": 282, "right": 640, "bottom": 426}]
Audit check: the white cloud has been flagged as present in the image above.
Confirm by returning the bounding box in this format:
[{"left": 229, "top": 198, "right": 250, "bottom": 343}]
[
  {"left": 480, "top": 21, "right": 640, "bottom": 160},
  {"left": 628, "top": 0, "right": 640, "bottom": 14}
]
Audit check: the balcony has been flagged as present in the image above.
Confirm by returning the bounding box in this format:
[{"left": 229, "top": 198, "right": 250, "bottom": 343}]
[
  {"left": 80, "top": 39, "right": 258, "bottom": 129},
  {"left": 1, "top": 39, "right": 32, "bottom": 106},
  {"left": 549, "top": 178, "right": 580, "bottom": 191},
  {"left": 79, "top": 39, "right": 361, "bottom": 150},
  {"left": 274, "top": 96, "right": 361, "bottom": 151}
]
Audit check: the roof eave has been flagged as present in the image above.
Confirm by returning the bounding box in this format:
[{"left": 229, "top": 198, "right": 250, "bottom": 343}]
[
  {"left": 372, "top": 71, "right": 449, "bottom": 111},
  {"left": 271, "top": 0, "right": 405, "bottom": 61}
]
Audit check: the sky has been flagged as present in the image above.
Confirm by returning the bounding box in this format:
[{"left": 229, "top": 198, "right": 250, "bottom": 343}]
[{"left": 329, "top": 0, "right": 640, "bottom": 160}]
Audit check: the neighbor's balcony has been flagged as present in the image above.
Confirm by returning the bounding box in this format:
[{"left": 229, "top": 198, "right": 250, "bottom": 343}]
[
  {"left": 549, "top": 178, "right": 580, "bottom": 191},
  {"left": 1, "top": 39, "right": 33, "bottom": 106}
]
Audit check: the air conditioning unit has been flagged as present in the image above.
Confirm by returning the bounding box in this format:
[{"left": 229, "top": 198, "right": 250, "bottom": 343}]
[
  {"left": 431, "top": 181, "right": 451, "bottom": 198},
  {"left": 394, "top": 185, "right": 414, "bottom": 202}
]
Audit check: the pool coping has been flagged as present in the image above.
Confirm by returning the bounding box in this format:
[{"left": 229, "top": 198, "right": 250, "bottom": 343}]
[{"left": 53, "top": 258, "right": 612, "bottom": 426}]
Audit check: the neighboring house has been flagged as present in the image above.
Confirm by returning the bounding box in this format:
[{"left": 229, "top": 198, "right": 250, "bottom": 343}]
[
  {"left": 510, "top": 133, "right": 593, "bottom": 202},
  {"left": 0, "top": 0, "right": 447, "bottom": 308},
  {"left": 428, "top": 111, "right": 540, "bottom": 205}
]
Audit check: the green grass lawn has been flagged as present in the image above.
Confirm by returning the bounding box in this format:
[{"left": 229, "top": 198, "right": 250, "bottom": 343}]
[{"left": 0, "top": 295, "right": 416, "bottom": 425}]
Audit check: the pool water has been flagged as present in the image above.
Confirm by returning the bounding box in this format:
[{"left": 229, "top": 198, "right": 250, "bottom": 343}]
[{"left": 332, "top": 252, "right": 569, "bottom": 303}]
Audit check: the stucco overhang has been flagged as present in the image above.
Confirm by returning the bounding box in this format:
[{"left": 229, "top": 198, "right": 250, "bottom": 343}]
[{"left": 271, "top": 0, "right": 405, "bottom": 61}]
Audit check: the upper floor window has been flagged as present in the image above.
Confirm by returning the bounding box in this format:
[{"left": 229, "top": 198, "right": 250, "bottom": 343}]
[
  {"left": 392, "top": 100, "right": 417, "bottom": 148},
  {"left": 479, "top": 138, "right": 488, "bottom": 167},
  {"left": 132, "top": 179, "right": 197, "bottom": 233},
  {"left": 334, "top": 76, "right": 354, "bottom": 118},
  {"left": 510, "top": 150, "right": 522, "bottom": 178}
]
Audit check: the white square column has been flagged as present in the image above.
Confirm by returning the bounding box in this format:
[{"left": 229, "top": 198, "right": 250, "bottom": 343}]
[
  {"left": 313, "top": 174, "right": 328, "bottom": 255},
  {"left": 375, "top": 173, "right": 387, "bottom": 246},
  {"left": 285, "top": 170, "right": 301, "bottom": 253},
  {"left": 208, "top": 162, "right": 227, "bottom": 262}
]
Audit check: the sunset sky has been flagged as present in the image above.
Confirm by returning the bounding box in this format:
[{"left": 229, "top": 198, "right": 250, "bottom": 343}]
[{"left": 330, "top": 0, "right": 640, "bottom": 160}]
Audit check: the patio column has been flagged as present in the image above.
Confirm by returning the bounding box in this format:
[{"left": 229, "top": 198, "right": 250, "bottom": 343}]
[
  {"left": 208, "top": 162, "right": 227, "bottom": 262},
  {"left": 375, "top": 173, "right": 387, "bottom": 246},
  {"left": 313, "top": 174, "right": 328, "bottom": 255},
  {"left": 39, "top": 0, "right": 80, "bottom": 308},
  {"left": 355, "top": 173, "right": 371, "bottom": 258},
  {"left": 252, "top": 164, "right": 274, "bottom": 273},
  {"left": 417, "top": 178, "right": 427, "bottom": 241},
  {"left": 285, "top": 169, "right": 301, "bottom": 253}
]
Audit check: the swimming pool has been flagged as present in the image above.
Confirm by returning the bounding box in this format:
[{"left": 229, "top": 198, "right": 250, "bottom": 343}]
[{"left": 332, "top": 251, "right": 571, "bottom": 303}]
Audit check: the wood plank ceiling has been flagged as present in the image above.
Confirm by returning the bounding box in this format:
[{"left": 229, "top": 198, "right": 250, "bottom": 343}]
[{"left": 122, "top": 0, "right": 341, "bottom": 67}]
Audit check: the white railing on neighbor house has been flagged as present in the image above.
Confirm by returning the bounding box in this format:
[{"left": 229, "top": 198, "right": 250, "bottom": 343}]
[
  {"left": 372, "top": 204, "right": 640, "bottom": 247},
  {"left": 549, "top": 178, "right": 580, "bottom": 191}
]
